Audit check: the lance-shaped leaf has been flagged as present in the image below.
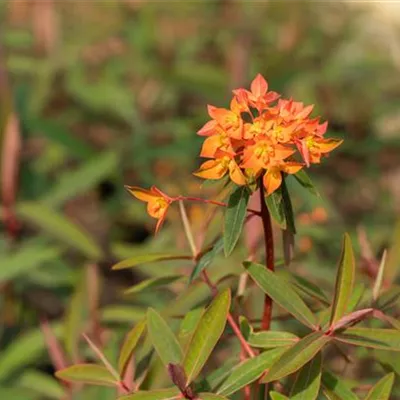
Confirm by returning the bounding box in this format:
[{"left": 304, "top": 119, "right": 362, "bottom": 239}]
[
  {"left": 293, "top": 170, "right": 319, "bottom": 196},
  {"left": 224, "top": 186, "right": 250, "bottom": 256},
  {"left": 329, "top": 308, "right": 373, "bottom": 333},
  {"left": 147, "top": 309, "right": 183, "bottom": 366},
  {"left": 113, "top": 254, "right": 192, "bottom": 270},
  {"left": 364, "top": 373, "right": 394, "bottom": 400},
  {"left": 330, "top": 233, "right": 355, "bottom": 326},
  {"left": 118, "top": 320, "right": 146, "bottom": 376},
  {"left": 198, "top": 394, "right": 228, "bottom": 400},
  {"left": 375, "top": 286, "right": 400, "bottom": 312},
  {"left": 290, "top": 274, "right": 330, "bottom": 305},
  {"left": 261, "top": 332, "right": 331, "bottom": 383},
  {"left": 124, "top": 276, "right": 182, "bottom": 295},
  {"left": 118, "top": 388, "right": 180, "bottom": 400},
  {"left": 247, "top": 331, "right": 299, "bottom": 349},
  {"left": 321, "top": 371, "right": 358, "bottom": 400},
  {"left": 244, "top": 262, "right": 317, "bottom": 329},
  {"left": 290, "top": 352, "right": 322, "bottom": 400},
  {"left": 334, "top": 328, "right": 400, "bottom": 351},
  {"left": 55, "top": 364, "right": 116, "bottom": 387},
  {"left": 217, "top": 348, "right": 285, "bottom": 396},
  {"left": 190, "top": 237, "right": 224, "bottom": 282},
  {"left": 183, "top": 289, "right": 231, "bottom": 384},
  {"left": 270, "top": 392, "right": 289, "bottom": 400},
  {"left": 265, "top": 187, "right": 286, "bottom": 229}
]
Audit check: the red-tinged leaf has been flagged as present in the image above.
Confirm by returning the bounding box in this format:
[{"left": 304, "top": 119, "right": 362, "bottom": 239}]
[
  {"left": 244, "top": 261, "right": 317, "bottom": 329},
  {"left": 55, "top": 364, "right": 116, "bottom": 387},
  {"left": 330, "top": 233, "right": 355, "bottom": 326},
  {"left": 334, "top": 328, "right": 400, "bottom": 351},
  {"left": 112, "top": 254, "right": 192, "bottom": 270},
  {"left": 217, "top": 348, "right": 286, "bottom": 396},
  {"left": 290, "top": 352, "right": 322, "bottom": 400},
  {"left": 261, "top": 332, "right": 331, "bottom": 383},
  {"left": 329, "top": 308, "right": 373, "bottom": 333},
  {"left": 118, "top": 388, "right": 180, "bottom": 400},
  {"left": 321, "top": 371, "right": 359, "bottom": 400},
  {"left": 372, "top": 310, "right": 400, "bottom": 330},
  {"left": 147, "top": 309, "right": 183, "bottom": 367},
  {"left": 364, "top": 373, "right": 394, "bottom": 400},
  {"left": 183, "top": 289, "right": 231, "bottom": 384},
  {"left": 118, "top": 320, "right": 146, "bottom": 376}
]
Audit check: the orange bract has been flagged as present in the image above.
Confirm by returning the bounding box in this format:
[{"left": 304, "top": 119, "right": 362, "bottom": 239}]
[
  {"left": 125, "top": 186, "right": 172, "bottom": 233},
  {"left": 194, "top": 73, "right": 343, "bottom": 195}
]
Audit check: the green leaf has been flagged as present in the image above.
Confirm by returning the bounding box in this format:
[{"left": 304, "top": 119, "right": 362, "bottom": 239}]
[
  {"left": 124, "top": 276, "right": 182, "bottom": 295},
  {"left": 244, "top": 262, "right": 317, "bottom": 329},
  {"left": 42, "top": 151, "right": 118, "bottom": 207},
  {"left": 321, "top": 371, "right": 359, "bottom": 400},
  {"left": 290, "top": 352, "right": 322, "bottom": 400},
  {"left": 101, "top": 305, "right": 146, "bottom": 324},
  {"left": 375, "top": 286, "right": 400, "bottom": 311},
  {"left": 190, "top": 237, "right": 224, "bottom": 283},
  {"left": 224, "top": 186, "right": 250, "bottom": 256},
  {"left": 334, "top": 328, "right": 400, "bottom": 351},
  {"left": 281, "top": 177, "right": 296, "bottom": 234},
  {"left": 384, "top": 219, "right": 400, "bottom": 285},
  {"left": 179, "top": 308, "right": 204, "bottom": 351},
  {"left": 293, "top": 170, "right": 319, "bottom": 196},
  {"left": 0, "top": 243, "right": 61, "bottom": 283},
  {"left": 265, "top": 187, "right": 286, "bottom": 229},
  {"left": 261, "top": 332, "right": 331, "bottom": 383},
  {"left": 118, "top": 388, "right": 180, "bottom": 400},
  {"left": 112, "top": 254, "right": 192, "bottom": 270},
  {"left": 330, "top": 233, "right": 355, "bottom": 326},
  {"left": 364, "top": 373, "right": 394, "bottom": 400},
  {"left": 55, "top": 364, "right": 116, "bottom": 387},
  {"left": 247, "top": 331, "right": 299, "bottom": 349},
  {"left": 183, "top": 289, "right": 231, "bottom": 384},
  {"left": 147, "top": 309, "right": 183, "bottom": 366},
  {"left": 198, "top": 394, "right": 228, "bottom": 400},
  {"left": 16, "top": 202, "right": 102, "bottom": 259},
  {"left": 290, "top": 274, "right": 330, "bottom": 305},
  {"left": 269, "top": 392, "right": 289, "bottom": 400},
  {"left": 118, "top": 320, "right": 146, "bottom": 376},
  {"left": 217, "top": 348, "right": 286, "bottom": 396},
  {"left": 19, "top": 370, "right": 65, "bottom": 399}
]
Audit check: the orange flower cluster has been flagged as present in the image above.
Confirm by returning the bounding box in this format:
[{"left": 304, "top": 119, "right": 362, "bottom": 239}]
[{"left": 193, "top": 74, "right": 342, "bottom": 195}]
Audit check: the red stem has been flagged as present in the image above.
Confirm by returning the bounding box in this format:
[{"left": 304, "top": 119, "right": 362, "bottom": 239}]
[{"left": 259, "top": 184, "right": 275, "bottom": 331}]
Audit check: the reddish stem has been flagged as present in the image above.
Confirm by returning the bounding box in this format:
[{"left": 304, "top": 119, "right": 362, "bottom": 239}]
[
  {"left": 259, "top": 184, "right": 275, "bottom": 331},
  {"left": 201, "top": 270, "right": 255, "bottom": 358}
]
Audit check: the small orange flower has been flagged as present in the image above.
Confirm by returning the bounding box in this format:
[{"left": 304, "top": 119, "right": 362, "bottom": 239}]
[
  {"left": 125, "top": 186, "right": 172, "bottom": 233},
  {"left": 263, "top": 162, "right": 303, "bottom": 195}
]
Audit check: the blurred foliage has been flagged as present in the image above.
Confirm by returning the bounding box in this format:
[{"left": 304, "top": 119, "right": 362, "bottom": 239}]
[{"left": 0, "top": 1, "right": 400, "bottom": 399}]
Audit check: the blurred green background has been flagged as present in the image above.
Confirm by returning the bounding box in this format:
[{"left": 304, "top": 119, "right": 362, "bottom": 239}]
[{"left": 0, "top": 1, "right": 400, "bottom": 399}]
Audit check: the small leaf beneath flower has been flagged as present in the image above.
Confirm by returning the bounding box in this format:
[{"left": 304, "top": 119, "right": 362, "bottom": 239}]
[
  {"left": 244, "top": 261, "right": 317, "bottom": 329},
  {"left": 293, "top": 170, "right": 319, "bottom": 196},
  {"left": 330, "top": 233, "right": 355, "bottom": 326},
  {"left": 55, "top": 364, "right": 116, "bottom": 387},
  {"left": 224, "top": 186, "right": 250, "bottom": 256},
  {"left": 264, "top": 187, "right": 286, "bottom": 229},
  {"left": 290, "top": 352, "right": 321, "bottom": 400},
  {"left": 364, "top": 373, "right": 394, "bottom": 400}
]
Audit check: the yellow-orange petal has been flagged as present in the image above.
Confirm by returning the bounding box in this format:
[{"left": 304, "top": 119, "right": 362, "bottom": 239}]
[
  {"left": 200, "top": 135, "right": 223, "bottom": 158},
  {"left": 125, "top": 186, "right": 159, "bottom": 202},
  {"left": 251, "top": 74, "right": 268, "bottom": 98},
  {"left": 282, "top": 162, "right": 304, "bottom": 175},
  {"left": 273, "top": 144, "right": 296, "bottom": 161},
  {"left": 193, "top": 159, "right": 228, "bottom": 180},
  {"left": 155, "top": 209, "right": 168, "bottom": 234},
  {"left": 197, "top": 120, "right": 218, "bottom": 136},
  {"left": 229, "top": 161, "right": 246, "bottom": 186},
  {"left": 315, "top": 138, "right": 343, "bottom": 153},
  {"left": 263, "top": 168, "right": 283, "bottom": 196}
]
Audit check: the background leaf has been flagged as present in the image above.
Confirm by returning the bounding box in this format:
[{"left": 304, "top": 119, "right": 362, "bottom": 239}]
[
  {"left": 364, "top": 373, "right": 394, "bottom": 400},
  {"left": 55, "top": 364, "right": 117, "bottom": 387}
]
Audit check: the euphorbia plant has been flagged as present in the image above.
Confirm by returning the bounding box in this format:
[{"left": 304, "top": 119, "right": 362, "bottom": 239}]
[{"left": 55, "top": 75, "right": 400, "bottom": 400}]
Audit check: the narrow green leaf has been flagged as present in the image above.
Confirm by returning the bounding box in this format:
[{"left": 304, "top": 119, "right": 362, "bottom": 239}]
[
  {"left": 224, "top": 186, "right": 250, "bottom": 256},
  {"left": 196, "top": 358, "right": 237, "bottom": 392},
  {"left": 244, "top": 262, "right": 317, "bottom": 329},
  {"left": 372, "top": 250, "right": 387, "bottom": 301},
  {"left": 183, "top": 289, "right": 231, "bottom": 384},
  {"left": 217, "top": 348, "right": 285, "bottom": 396},
  {"left": 118, "top": 388, "right": 180, "bottom": 400},
  {"left": 19, "top": 370, "right": 65, "bottom": 399},
  {"left": 330, "top": 233, "right": 355, "bottom": 326},
  {"left": 101, "top": 305, "right": 146, "bottom": 324},
  {"left": 384, "top": 219, "right": 400, "bottom": 285},
  {"left": 112, "top": 254, "right": 192, "bottom": 270},
  {"left": 179, "top": 308, "right": 204, "bottom": 351},
  {"left": 321, "top": 371, "right": 359, "bottom": 400},
  {"left": 124, "top": 276, "right": 182, "bottom": 295},
  {"left": 42, "top": 151, "right": 118, "bottom": 207},
  {"left": 290, "top": 352, "right": 322, "bottom": 400},
  {"left": 281, "top": 178, "right": 296, "bottom": 234},
  {"left": 147, "top": 309, "right": 183, "bottom": 367},
  {"left": 247, "top": 331, "right": 299, "bottom": 349},
  {"left": 0, "top": 244, "right": 61, "bottom": 283},
  {"left": 262, "top": 332, "right": 331, "bottom": 383},
  {"left": 190, "top": 237, "right": 224, "bottom": 282},
  {"left": 55, "top": 364, "right": 116, "bottom": 387},
  {"left": 198, "top": 394, "right": 228, "bottom": 400},
  {"left": 16, "top": 202, "right": 102, "bottom": 259},
  {"left": 334, "top": 327, "right": 400, "bottom": 351},
  {"left": 265, "top": 187, "right": 286, "bottom": 229},
  {"left": 364, "top": 373, "right": 394, "bottom": 400},
  {"left": 118, "top": 320, "right": 146, "bottom": 376},
  {"left": 290, "top": 274, "right": 330, "bottom": 305},
  {"left": 375, "top": 286, "right": 400, "bottom": 312},
  {"left": 293, "top": 170, "right": 319, "bottom": 196},
  {"left": 270, "top": 392, "right": 289, "bottom": 400}
]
